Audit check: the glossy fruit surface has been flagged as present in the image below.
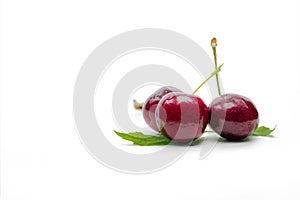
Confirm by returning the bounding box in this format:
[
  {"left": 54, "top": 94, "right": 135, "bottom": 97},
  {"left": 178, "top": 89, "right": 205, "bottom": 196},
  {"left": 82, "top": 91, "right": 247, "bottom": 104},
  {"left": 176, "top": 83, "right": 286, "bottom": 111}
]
[
  {"left": 142, "top": 86, "right": 181, "bottom": 131},
  {"left": 209, "top": 93, "right": 259, "bottom": 140},
  {"left": 156, "top": 92, "right": 209, "bottom": 141}
]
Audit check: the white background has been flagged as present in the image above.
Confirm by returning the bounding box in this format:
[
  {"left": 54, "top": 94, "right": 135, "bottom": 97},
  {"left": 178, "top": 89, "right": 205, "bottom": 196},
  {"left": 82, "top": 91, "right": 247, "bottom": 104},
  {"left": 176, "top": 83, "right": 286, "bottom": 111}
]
[{"left": 1, "top": 0, "right": 300, "bottom": 199}]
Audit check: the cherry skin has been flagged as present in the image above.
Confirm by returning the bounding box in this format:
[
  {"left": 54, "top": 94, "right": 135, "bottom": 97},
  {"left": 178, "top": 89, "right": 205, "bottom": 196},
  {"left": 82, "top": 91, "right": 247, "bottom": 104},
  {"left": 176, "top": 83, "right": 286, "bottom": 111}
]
[
  {"left": 156, "top": 92, "right": 209, "bottom": 141},
  {"left": 209, "top": 93, "right": 259, "bottom": 140},
  {"left": 142, "top": 86, "right": 182, "bottom": 131}
]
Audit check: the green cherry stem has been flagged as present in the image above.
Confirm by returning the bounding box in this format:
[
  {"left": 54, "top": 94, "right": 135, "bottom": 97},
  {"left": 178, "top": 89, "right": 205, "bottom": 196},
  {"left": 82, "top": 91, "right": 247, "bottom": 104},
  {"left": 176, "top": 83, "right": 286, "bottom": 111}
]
[
  {"left": 192, "top": 63, "right": 224, "bottom": 95},
  {"left": 211, "top": 38, "right": 222, "bottom": 96}
]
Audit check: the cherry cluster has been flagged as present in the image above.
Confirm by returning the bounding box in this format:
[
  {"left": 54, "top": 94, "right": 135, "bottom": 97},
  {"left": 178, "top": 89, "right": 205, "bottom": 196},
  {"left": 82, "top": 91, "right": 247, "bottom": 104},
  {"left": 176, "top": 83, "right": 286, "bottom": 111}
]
[
  {"left": 141, "top": 38, "right": 259, "bottom": 141},
  {"left": 143, "top": 87, "right": 258, "bottom": 141}
]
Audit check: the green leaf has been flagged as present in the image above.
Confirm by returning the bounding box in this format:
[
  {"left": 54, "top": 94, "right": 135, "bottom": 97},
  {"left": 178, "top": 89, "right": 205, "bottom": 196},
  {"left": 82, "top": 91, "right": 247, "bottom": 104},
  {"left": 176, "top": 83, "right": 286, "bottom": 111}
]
[
  {"left": 204, "top": 129, "right": 215, "bottom": 133},
  {"left": 114, "top": 130, "right": 205, "bottom": 146},
  {"left": 114, "top": 130, "right": 171, "bottom": 146},
  {"left": 252, "top": 126, "right": 276, "bottom": 136}
]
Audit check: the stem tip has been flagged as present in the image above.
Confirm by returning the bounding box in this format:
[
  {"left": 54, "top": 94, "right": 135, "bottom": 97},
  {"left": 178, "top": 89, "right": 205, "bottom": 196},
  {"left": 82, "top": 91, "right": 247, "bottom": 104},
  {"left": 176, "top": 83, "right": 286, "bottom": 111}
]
[
  {"left": 211, "top": 38, "right": 217, "bottom": 47},
  {"left": 133, "top": 99, "right": 143, "bottom": 110}
]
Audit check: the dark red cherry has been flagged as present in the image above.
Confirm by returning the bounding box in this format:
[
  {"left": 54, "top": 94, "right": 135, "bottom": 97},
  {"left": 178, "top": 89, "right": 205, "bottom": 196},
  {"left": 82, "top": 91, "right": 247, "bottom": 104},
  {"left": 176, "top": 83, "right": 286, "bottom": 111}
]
[
  {"left": 156, "top": 92, "right": 209, "bottom": 141},
  {"left": 209, "top": 93, "right": 259, "bottom": 140},
  {"left": 142, "top": 86, "right": 182, "bottom": 131}
]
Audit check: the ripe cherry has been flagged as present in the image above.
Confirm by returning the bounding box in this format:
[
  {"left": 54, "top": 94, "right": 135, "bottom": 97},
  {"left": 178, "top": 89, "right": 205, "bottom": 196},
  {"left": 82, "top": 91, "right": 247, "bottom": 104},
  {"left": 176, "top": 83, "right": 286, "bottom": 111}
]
[
  {"left": 156, "top": 92, "right": 209, "bottom": 141},
  {"left": 208, "top": 38, "right": 259, "bottom": 140},
  {"left": 209, "top": 94, "right": 259, "bottom": 140}
]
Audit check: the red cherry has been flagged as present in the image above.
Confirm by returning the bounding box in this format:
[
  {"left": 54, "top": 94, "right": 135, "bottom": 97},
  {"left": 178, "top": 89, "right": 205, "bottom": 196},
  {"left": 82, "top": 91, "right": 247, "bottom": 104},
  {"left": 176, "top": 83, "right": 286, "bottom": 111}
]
[
  {"left": 209, "top": 93, "right": 259, "bottom": 140},
  {"left": 156, "top": 92, "right": 209, "bottom": 141}
]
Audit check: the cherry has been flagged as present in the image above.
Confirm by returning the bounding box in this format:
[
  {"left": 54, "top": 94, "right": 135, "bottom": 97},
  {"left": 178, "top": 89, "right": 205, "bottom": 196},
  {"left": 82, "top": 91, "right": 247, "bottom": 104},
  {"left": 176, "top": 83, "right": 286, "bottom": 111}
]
[
  {"left": 156, "top": 92, "right": 209, "bottom": 141},
  {"left": 208, "top": 38, "right": 259, "bottom": 140},
  {"left": 209, "top": 94, "right": 259, "bottom": 140},
  {"left": 142, "top": 86, "right": 182, "bottom": 131}
]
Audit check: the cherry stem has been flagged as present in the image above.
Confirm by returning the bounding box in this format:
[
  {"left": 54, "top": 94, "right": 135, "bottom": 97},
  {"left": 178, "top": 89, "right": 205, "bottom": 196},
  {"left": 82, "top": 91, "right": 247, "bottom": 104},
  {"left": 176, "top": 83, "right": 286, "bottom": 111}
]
[
  {"left": 133, "top": 99, "right": 143, "bottom": 110},
  {"left": 211, "top": 38, "right": 222, "bottom": 96},
  {"left": 192, "top": 64, "right": 224, "bottom": 95}
]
